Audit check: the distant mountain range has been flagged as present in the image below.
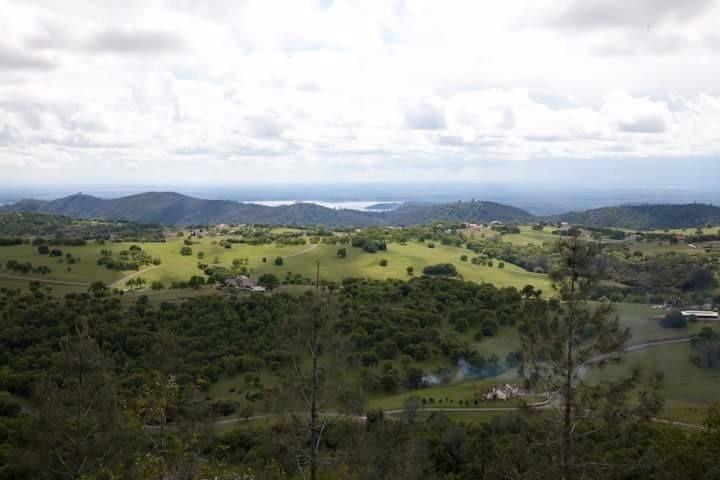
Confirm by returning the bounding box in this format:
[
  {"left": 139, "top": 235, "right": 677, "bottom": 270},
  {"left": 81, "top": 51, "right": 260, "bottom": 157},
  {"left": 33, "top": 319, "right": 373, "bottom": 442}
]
[
  {"left": 0, "top": 193, "right": 532, "bottom": 227},
  {"left": 2, "top": 192, "right": 719, "bottom": 229}
]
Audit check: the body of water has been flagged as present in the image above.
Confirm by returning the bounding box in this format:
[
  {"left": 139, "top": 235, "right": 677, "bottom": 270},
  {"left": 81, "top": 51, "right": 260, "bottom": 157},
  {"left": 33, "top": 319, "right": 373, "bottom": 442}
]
[{"left": 243, "top": 200, "right": 400, "bottom": 211}]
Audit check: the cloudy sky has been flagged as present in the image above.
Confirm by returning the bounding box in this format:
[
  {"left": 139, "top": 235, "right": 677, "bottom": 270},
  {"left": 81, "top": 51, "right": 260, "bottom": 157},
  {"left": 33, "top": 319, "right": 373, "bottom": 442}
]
[{"left": 1, "top": 0, "right": 719, "bottom": 186}]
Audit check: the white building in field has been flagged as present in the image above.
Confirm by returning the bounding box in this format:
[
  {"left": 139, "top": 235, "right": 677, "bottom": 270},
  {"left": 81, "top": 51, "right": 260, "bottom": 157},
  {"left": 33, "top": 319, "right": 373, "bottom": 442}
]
[{"left": 681, "top": 310, "right": 719, "bottom": 319}]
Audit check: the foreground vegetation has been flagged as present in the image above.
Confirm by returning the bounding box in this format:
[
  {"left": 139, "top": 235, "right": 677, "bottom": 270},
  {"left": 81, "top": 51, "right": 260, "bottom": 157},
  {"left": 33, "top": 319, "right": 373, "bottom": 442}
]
[{"left": 2, "top": 212, "right": 720, "bottom": 478}]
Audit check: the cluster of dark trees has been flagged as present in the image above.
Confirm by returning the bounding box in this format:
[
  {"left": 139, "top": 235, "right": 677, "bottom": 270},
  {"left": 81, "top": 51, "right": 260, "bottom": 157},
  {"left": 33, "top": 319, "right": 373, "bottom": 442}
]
[
  {"left": 0, "top": 238, "right": 23, "bottom": 246},
  {"left": 691, "top": 327, "right": 720, "bottom": 369},
  {"left": 602, "top": 251, "right": 719, "bottom": 292},
  {"left": 97, "top": 245, "right": 158, "bottom": 271},
  {"left": 467, "top": 238, "right": 554, "bottom": 274},
  {"left": 3, "top": 260, "right": 51, "bottom": 275},
  {"left": 421, "top": 263, "right": 459, "bottom": 277},
  {"left": 0, "top": 212, "right": 165, "bottom": 242},
  {"left": 351, "top": 236, "right": 388, "bottom": 253}
]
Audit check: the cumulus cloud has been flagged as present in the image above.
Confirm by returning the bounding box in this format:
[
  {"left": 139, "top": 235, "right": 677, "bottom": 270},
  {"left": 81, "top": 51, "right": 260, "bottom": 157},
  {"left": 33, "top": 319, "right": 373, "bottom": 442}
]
[
  {"left": 405, "top": 102, "right": 446, "bottom": 130},
  {"left": 0, "top": 123, "right": 22, "bottom": 145},
  {"left": 601, "top": 92, "right": 673, "bottom": 133},
  {"left": 86, "top": 29, "right": 186, "bottom": 54},
  {"left": 0, "top": 45, "right": 56, "bottom": 70},
  {"left": 553, "top": 0, "right": 714, "bottom": 29},
  {"left": 1, "top": 0, "right": 720, "bottom": 184}
]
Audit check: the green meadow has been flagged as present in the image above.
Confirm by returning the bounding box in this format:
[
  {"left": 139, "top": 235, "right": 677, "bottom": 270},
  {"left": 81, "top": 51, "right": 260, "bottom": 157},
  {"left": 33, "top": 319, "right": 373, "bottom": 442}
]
[{"left": 0, "top": 235, "right": 553, "bottom": 293}]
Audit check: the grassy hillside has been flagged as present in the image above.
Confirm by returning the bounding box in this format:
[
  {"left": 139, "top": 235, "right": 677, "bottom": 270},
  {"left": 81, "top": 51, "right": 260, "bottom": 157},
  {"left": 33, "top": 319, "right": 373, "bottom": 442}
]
[
  {"left": 587, "top": 342, "right": 720, "bottom": 424},
  {"left": 0, "top": 235, "right": 552, "bottom": 293}
]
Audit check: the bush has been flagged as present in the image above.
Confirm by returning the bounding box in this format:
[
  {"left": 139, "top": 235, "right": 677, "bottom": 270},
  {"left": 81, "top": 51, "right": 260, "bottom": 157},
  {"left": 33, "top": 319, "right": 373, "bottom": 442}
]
[
  {"left": 422, "top": 263, "right": 458, "bottom": 277},
  {"left": 180, "top": 246, "right": 193, "bottom": 256},
  {"left": 37, "top": 245, "right": 50, "bottom": 255},
  {"left": 151, "top": 281, "right": 165, "bottom": 290},
  {"left": 336, "top": 247, "right": 347, "bottom": 258},
  {"left": 460, "top": 255, "right": 468, "bottom": 261},
  {"left": 661, "top": 310, "right": 688, "bottom": 329},
  {"left": 379, "top": 259, "right": 388, "bottom": 267},
  {"left": 274, "top": 256, "right": 284, "bottom": 266},
  {"left": 258, "top": 273, "right": 280, "bottom": 290}
]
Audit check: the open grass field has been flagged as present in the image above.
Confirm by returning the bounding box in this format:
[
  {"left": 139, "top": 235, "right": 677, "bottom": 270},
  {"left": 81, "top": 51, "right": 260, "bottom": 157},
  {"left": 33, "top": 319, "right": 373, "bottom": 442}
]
[
  {"left": 0, "top": 236, "right": 553, "bottom": 293},
  {"left": 501, "top": 226, "right": 558, "bottom": 246},
  {"left": 367, "top": 376, "right": 533, "bottom": 411},
  {"left": 586, "top": 342, "right": 720, "bottom": 424},
  {"left": 610, "top": 303, "right": 720, "bottom": 343}
]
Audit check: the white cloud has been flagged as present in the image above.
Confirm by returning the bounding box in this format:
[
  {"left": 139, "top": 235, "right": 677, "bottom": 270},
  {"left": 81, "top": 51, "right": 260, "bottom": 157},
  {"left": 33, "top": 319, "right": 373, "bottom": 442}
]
[{"left": 0, "top": 0, "right": 719, "bottom": 184}]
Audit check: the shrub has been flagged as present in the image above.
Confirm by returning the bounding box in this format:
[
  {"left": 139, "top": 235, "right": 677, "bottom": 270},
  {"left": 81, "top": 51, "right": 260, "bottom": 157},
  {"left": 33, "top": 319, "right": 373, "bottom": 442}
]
[
  {"left": 661, "top": 310, "right": 688, "bottom": 329},
  {"left": 460, "top": 254, "right": 468, "bottom": 261},
  {"left": 379, "top": 259, "right": 388, "bottom": 267},
  {"left": 37, "top": 245, "right": 50, "bottom": 255},
  {"left": 422, "top": 263, "right": 458, "bottom": 277},
  {"left": 180, "top": 246, "right": 193, "bottom": 256},
  {"left": 258, "top": 273, "right": 280, "bottom": 290},
  {"left": 274, "top": 256, "right": 284, "bottom": 266}
]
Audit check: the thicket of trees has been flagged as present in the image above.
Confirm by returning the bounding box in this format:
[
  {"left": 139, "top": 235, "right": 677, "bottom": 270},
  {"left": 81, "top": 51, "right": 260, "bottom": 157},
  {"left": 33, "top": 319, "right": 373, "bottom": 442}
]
[{"left": 0, "top": 212, "right": 165, "bottom": 242}]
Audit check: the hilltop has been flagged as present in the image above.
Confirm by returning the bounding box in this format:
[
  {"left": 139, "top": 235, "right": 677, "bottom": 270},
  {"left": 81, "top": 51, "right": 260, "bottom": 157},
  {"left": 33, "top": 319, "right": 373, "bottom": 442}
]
[{"left": 555, "top": 204, "right": 720, "bottom": 230}]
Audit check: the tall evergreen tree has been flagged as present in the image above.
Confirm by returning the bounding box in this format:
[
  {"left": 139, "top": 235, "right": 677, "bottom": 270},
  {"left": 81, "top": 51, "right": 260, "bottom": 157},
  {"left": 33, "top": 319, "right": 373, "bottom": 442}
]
[
  {"left": 518, "top": 236, "right": 663, "bottom": 478},
  {"left": 22, "top": 331, "right": 129, "bottom": 479}
]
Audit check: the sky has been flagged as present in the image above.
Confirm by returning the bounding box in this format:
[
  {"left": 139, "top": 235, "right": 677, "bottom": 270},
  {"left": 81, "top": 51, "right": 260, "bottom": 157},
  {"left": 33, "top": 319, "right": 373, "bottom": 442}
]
[{"left": 1, "top": 0, "right": 719, "bottom": 187}]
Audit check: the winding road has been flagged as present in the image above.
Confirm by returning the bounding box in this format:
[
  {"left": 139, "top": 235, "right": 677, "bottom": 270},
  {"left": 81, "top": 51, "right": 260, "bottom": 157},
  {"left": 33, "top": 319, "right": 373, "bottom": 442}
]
[
  {"left": 205, "top": 337, "right": 705, "bottom": 430},
  {"left": 110, "top": 265, "right": 161, "bottom": 288},
  {"left": 284, "top": 243, "right": 318, "bottom": 258}
]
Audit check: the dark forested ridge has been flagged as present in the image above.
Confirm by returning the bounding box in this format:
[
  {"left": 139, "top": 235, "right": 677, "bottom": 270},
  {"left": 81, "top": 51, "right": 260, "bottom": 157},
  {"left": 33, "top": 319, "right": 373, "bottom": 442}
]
[
  {"left": 555, "top": 203, "right": 720, "bottom": 230},
  {"left": 1, "top": 193, "right": 532, "bottom": 227},
  {"left": 4, "top": 193, "right": 720, "bottom": 229}
]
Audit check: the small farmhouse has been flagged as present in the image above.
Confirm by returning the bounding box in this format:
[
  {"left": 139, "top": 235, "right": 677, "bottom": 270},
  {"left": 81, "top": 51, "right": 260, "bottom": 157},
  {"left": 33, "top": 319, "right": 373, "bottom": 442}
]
[
  {"left": 224, "top": 275, "right": 257, "bottom": 289},
  {"left": 484, "top": 384, "right": 525, "bottom": 401}
]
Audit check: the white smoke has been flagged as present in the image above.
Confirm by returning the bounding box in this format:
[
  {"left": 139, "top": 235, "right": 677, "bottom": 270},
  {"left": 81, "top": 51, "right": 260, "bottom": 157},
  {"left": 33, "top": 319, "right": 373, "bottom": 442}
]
[{"left": 421, "top": 373, "right": 442, "bottom": 386}]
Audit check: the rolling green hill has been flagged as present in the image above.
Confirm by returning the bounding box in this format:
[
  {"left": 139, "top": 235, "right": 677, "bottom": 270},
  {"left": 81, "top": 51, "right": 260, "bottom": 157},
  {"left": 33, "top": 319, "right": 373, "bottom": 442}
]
[{"left": 556, "top": 204, "right": 720, "bottom": 230}]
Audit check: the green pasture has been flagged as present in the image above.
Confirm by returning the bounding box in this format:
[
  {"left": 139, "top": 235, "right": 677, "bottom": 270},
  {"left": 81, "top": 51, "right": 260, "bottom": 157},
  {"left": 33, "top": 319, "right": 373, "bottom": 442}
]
[
  {"left": 0, "top": 236, "right": 553, "bottom": 293},
  {"left": 586, "top": 342, "right": 720, "bottom": 424},
  {"left": 502, "top": 226, "right": 559, "bottom": 246}
]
